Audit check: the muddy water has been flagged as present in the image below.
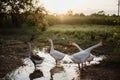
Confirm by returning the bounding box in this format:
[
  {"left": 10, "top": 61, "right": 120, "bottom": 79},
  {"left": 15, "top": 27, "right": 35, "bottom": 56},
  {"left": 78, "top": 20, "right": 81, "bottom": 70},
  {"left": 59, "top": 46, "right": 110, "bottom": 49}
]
[{"left": 2, "top": 49, "right": 105, "bottom": 80}]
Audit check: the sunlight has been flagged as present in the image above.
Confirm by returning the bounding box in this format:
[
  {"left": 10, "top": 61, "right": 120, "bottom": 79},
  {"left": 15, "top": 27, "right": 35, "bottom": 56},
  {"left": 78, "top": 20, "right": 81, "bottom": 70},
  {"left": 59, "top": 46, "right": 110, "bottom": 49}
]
[
  {"left": 41, "top": 0, "right": 81, "bottom": 14},
  {"left": 41, "top": 0, "right": 117, "bottom": 15}
]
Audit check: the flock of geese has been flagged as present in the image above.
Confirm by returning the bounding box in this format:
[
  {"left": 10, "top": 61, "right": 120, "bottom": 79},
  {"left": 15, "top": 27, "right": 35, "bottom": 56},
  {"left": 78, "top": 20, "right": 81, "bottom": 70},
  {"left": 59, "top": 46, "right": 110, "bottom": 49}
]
[{"left": 27, "top": 38, "right": 104, "bottom": 73}]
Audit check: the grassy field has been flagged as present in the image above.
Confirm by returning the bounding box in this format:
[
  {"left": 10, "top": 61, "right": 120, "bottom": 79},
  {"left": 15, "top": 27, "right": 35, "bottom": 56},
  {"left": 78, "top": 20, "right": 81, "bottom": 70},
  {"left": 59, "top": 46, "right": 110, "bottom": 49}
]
[
  {"left": 47, "top": 15, "right": 120, "bottom": 25},
  {"left": 0, "top": 24, "right": 119, "bottom": 55},
  {"left": 47, "top": 24, "right": 116, "bottom": 32}
]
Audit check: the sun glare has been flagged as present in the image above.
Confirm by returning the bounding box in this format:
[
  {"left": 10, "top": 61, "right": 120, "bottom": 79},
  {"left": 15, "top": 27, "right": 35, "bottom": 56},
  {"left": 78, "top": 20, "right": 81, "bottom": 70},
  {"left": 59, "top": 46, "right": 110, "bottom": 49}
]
[
  {"left": 41, "top": 0, "right": 117, "bottom": 15},
  {"left": 41, "top": 0, "right": 80, "bottom": 14}
]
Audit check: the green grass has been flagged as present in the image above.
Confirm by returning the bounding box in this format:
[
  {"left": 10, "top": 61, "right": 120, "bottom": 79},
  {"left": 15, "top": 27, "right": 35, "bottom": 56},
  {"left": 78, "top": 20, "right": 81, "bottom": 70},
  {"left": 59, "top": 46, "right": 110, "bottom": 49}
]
[
  {"left": 47, "top": 15, "right": 120, "bottom": 25},
  {"left": 0, "top": 24, "right": 119, "bottom": 56},
  {"left": 47, "top": 24, "right": 116, "bottom": 32},
  {"left": 33, "top": 24, "right": 118, "bottom": 55}
]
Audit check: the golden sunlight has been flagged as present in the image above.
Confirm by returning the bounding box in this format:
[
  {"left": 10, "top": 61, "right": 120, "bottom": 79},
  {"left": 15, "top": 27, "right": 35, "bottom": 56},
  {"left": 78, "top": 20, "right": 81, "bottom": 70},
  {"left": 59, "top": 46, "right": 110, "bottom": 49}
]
[
  {"left": 41, "top": 0, "right": 80, "bottom": 14},
  {"left": 41, "top": 0, "right": 117, "bottom": 15}
]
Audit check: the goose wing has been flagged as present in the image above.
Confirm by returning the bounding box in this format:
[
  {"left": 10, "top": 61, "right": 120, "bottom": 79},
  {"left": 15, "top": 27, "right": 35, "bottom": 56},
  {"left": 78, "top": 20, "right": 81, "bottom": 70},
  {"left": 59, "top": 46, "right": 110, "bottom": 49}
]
[
  {"left": 72, "top": 51, "right": 89, "bottom": 61},
  {"left": 50, "top": 50, "right": 65, "bottom": 60}
]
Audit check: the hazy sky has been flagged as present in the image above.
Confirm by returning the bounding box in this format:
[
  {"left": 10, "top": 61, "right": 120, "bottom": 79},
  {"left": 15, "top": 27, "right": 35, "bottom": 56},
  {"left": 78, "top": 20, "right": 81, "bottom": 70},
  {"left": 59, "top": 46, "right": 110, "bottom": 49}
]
[{"left": 40, "top": 0, "right": 117, "bottom": 15}]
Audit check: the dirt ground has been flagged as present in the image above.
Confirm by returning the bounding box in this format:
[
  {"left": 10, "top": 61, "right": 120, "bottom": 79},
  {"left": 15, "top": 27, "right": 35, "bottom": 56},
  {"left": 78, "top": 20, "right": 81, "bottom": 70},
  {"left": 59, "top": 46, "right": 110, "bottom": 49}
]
[
  {"left": 76, "top": 65, "right": 120, "bottom": 80},
  {"left": 0, "top": 54, "right": 120, "bottom": 80},
  {"left": 0, "top": 55, "right": 23, "bottom": 78},
  {"left": 0, "top": 39, "right": 120, "bottom": 80},
  {"left": 0, "top": 39, "right": 28, "bottom": 78}
]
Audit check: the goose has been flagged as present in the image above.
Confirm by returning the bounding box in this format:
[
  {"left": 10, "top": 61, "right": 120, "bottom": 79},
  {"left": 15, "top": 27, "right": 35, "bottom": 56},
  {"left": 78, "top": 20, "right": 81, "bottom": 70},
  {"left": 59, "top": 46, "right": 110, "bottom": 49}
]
[
  {"left": 27, "top": 42, "right": 44, "bottom": 70},
  {"left": 72, "top": 42, "right": 95, "bottom": 64},
  {"left": 70, "top": 42, "right": 103, "bottom": 71},
  {"left": 48, "top": 39, "right": 65, "bottom": 65}
]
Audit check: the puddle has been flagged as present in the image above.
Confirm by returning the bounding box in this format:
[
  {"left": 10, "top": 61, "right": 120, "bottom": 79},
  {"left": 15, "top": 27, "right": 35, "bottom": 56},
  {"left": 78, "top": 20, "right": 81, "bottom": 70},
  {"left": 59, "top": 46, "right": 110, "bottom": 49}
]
[{"left": 1, "top": 49, "right": 105, "bottom": 80}]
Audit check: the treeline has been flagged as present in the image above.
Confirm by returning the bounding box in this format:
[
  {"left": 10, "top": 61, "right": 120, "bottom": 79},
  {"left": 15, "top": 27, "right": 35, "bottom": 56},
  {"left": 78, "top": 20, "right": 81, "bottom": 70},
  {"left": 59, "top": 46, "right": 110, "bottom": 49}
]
[
  {"left": 1, "top": 0, "right": 120, "bottom": 32},
  {"left": 0, "top": 10, "right": 48, "bottom": 31},
  {"left": 0, "top": 0, "right": 48, "bottom": 31},
  {"left": 47, "top": 15, "right": 120, "bottom": 26}
]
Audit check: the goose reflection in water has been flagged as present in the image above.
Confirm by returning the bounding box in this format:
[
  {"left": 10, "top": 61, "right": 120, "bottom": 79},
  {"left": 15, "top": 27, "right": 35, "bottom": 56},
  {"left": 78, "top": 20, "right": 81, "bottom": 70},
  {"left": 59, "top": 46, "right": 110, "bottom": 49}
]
[
  {"left": 50, "top": 66, "right": 64, "bottom": 80},
  {"left": 27, "top": 42, "right": 44, "bottom": 70},
  {"left": 29, "top": 69, "right": 43, "bottom": 80}
]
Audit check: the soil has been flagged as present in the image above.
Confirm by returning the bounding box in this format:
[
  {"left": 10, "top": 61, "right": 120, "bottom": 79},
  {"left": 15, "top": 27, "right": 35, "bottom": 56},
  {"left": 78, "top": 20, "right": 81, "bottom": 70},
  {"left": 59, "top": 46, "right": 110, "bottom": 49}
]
[
  {"left": 0, "top": 39, "right": 28, "bottom": 78},
  {"left": 76, "top": 65, "right": 120, "bottom": 80},
  {"left": 0, "top": 55, "right": 120, "bottom": 80},
  {"left": 0, "top": 55, "right": 23, "bottom": 78}
]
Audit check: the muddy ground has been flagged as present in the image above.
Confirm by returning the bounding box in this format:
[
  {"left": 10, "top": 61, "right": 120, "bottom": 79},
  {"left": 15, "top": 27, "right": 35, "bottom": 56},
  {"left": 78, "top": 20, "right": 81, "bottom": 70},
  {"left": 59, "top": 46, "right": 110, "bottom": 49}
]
[
  {"left": 0, "top": 55, "right": 120, "bottom": 80},
  {"left": 79, "top": 65, "right": 120, "bottom": 80},
  {"left": 0, "top": 39, "right": 27, "bottom": 78},
  {"left": 0, "top": 39, "right": 120, "bottom": 80}
]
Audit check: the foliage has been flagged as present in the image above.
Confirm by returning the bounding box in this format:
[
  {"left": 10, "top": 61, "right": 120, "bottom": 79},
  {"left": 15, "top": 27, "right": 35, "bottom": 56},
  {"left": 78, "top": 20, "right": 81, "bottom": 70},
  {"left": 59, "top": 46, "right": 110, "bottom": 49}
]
[
  {"left": 46, "top": 14, "right": 120, "bottom": 25},
  {"left": 66, "top": 9, "right": 73, "bottom": 16},
  {"left": 106, "top": 27, "right": 120, "bottom": 64},
  {"left": 0, "top": 0, "right": 48, "bottom": 31}
]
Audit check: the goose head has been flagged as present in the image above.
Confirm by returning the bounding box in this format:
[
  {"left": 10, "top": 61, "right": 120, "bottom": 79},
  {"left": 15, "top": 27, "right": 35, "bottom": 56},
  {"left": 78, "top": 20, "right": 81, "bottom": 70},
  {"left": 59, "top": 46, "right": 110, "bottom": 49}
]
[
  {"left": 72, "top": 42, "right": 78, "bottom": 46},
  {"left": 101, "top": 40, "right": 106, "bottom": 46},
  {"left": 68, "top": 41, "right": 73, "bottom": 45},
  {"left": 46, "top": 37, "right": 52, "bottom": 42},
  {"left": 48, "top": 39, "right": 52, "bottom": 43}
]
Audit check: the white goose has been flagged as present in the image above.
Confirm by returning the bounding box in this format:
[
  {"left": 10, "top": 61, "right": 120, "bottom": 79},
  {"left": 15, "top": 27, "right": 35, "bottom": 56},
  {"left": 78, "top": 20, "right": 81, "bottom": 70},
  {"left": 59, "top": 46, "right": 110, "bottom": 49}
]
[
  {"left": 48, "top": 39, "right": 65, "bottom": 65},
  {"left": 72, "top": 42, "right": 95, "bottom": 64},
  {"left": 70, "top": 42, "right": 103, "bottom": 71},
  {"left": 27, "top": 42, "right": 44, "bottom": 70}
]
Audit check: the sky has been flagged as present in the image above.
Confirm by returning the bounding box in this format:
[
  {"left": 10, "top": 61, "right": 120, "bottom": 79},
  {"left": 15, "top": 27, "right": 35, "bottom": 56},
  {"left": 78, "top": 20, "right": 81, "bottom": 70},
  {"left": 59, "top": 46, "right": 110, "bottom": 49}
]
[{"left": 40, "top": 0, "right": 118, "bottom": 15}]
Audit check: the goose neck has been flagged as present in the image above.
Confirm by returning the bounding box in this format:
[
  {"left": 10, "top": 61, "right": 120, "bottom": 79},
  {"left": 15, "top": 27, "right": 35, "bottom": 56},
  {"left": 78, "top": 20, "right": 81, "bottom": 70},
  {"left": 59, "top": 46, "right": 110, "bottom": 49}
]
[
  {"left": 85, "top": 42, "right": 102, "bottom": 52},
  {"left": 50, "top": 40, "right": 54, "bottom": 50}
]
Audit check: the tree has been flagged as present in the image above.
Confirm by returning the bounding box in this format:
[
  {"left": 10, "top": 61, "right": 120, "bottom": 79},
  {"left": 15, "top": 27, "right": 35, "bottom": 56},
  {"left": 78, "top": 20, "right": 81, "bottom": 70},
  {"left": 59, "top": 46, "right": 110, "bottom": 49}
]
[
  {"left": 90, "top": 11, "right": 105, "bottom": 17},
  {"left": 0, "top": 0, "right": 33, "bottom": 27},
  {"left": 97, "top": 10, "right": 105, "bottom": 15},
  {"left": 0, "top": 0, "right": 47, "bottom": 29},
  {"left": 66, "top": 9, "right": 73, "bottom": 16},
  {"left": 80, "top": 13, "right": 85, "bottom": 16}
]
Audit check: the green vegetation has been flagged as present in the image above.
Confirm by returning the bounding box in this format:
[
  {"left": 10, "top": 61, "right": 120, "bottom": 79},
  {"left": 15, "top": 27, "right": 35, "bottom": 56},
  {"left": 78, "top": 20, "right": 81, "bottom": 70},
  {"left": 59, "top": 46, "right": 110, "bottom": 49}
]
[
  {"left": 47, "top": 15, "right": 120, "bottom": 25},
  {"left": 0, "top": 25, "right": 120, "bottom": 61},
  {"left": 0, "top": 0, "right": 48, "bottom": 31}
]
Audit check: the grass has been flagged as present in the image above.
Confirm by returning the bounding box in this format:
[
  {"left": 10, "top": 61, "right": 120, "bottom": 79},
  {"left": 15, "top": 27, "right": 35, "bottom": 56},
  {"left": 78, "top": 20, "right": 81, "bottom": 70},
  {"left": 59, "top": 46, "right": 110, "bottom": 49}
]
[
  {"left": 23, "top": 25, "right": 115, "bottom": 57},
  {"left": 47, "top": 15, "right": 120, "bottom": 25},
  {"left": 0, "top": 24, "right": 119, "bottom": 57},
  {"left": 47, "top": 24, "right": 116, "bottom": 32}
]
